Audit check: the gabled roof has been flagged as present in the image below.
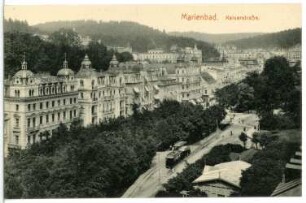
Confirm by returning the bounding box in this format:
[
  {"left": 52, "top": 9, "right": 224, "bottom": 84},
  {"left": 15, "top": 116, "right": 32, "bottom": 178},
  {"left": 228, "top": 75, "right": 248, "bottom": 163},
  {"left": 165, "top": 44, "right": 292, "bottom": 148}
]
[
  {"left": 193, "top": 161, "right": 251, "bottom": 188},
  {"left": 271, "top": 179, "right": 301, "bottom": 196}
]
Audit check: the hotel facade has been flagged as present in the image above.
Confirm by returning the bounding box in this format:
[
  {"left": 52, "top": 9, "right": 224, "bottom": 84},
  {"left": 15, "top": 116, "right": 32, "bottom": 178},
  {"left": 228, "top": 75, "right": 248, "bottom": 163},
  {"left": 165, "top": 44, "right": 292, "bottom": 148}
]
[{"left": 4, "top": 53, "right": 214, "bottom": 156}]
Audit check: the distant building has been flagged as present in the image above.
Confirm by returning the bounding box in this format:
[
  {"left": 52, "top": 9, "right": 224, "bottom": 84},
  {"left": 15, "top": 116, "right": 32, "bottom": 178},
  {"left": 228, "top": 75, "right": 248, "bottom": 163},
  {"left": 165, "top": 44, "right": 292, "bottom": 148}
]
[
  {"left": 287, "top": 44, "right": 301, "bottom": 64},
  {"left": 107, "top": 44, "right": 133, "bottom": 54},
  {"left": 238, "top": 58, "right": 259, "bottom": 67},
  {"left": 136, "top": 44, "right": 202, "bottom": 64},
  {"left": 80, "top": 35, "right": 91, "bottom": 47},
  {"left": 33, "top": 33, "right": 49, "bottom": 41},
  {"left": 192, "top": 161, "right": 251, "bottom": 197}
]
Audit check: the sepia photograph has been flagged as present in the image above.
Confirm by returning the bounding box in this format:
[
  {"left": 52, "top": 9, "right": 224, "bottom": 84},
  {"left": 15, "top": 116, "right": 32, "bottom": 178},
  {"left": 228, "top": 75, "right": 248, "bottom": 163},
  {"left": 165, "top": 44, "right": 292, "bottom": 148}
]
[{"left": 2, "top": 0, "right": 302, "bottom": 200}]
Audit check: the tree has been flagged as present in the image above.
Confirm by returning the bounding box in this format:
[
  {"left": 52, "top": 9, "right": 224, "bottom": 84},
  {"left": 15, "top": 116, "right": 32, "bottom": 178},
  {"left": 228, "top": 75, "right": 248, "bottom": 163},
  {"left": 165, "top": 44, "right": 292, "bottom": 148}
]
[
  {"left": 215, "top": 83, "right": 239, "bottom": 108},
  {"left": 49, "top": 28, "right": 81, "bottom": 47},
  {"left": 236, "top": 82, "right": 254, "bottom": 112},
  {"left": 252, "top": 132, "right": 260, "bottom": 149},
  {"left": 239, "top": 132, "right": 248, "bottom": 149},
  {"left": 116, "top": 51, "right": 133, "bottom": 62}
]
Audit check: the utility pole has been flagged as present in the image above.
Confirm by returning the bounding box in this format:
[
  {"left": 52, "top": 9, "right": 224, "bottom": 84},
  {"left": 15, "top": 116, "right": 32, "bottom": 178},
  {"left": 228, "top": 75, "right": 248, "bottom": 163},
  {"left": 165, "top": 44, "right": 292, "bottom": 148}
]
[{"left": 158, "top": 152, "right": 161, "bottom": 184}]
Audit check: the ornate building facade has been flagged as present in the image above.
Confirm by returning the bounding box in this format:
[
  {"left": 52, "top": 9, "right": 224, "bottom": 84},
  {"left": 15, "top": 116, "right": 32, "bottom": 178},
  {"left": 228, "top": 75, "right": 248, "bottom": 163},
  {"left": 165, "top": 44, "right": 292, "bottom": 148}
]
[
  {"left": 4, "top": 53, "right": 214, "bottom": 156},
  {"left": 136, "top": 45, "right": 202, "bottom": 64}
]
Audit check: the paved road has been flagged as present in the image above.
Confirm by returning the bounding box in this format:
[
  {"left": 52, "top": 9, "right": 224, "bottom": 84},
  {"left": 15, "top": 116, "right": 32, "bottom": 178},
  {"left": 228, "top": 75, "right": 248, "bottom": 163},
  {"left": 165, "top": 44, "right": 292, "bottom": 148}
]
[{"left": 122, "top": 112, "right": 259, "bottom": 198}]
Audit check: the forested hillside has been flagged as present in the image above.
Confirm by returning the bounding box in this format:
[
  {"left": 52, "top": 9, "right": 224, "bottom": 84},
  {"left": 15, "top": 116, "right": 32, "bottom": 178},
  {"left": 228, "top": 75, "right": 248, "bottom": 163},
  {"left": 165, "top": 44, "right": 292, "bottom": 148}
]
[
  {"left": 226, "top": 28, "right": 301, "bottom": 49},
  {"left": 170, "top": 31, "right": 262, "bottom": 44},
  {"left": 33, "top": 20, "right": 220, "bottom": 59},
  {"left": 4, "top": 30, "right": 132, "bottom": 78},
  {"left": 4, "top": 18, "right": 38, "bottom": 33}
]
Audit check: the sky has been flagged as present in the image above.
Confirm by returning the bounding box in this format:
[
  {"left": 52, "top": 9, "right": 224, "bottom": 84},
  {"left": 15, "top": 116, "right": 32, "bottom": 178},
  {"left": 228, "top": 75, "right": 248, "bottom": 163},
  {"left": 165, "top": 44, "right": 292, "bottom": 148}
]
[{"left": 4, "top": 4, "right": 302, "bottom": 34}]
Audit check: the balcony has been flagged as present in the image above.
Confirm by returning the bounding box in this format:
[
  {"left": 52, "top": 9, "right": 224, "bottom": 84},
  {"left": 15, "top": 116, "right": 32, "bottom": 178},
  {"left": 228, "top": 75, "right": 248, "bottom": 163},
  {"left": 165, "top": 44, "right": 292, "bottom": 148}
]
[{"left": 8, "top": 143, "right": 21, "bottom": 149}]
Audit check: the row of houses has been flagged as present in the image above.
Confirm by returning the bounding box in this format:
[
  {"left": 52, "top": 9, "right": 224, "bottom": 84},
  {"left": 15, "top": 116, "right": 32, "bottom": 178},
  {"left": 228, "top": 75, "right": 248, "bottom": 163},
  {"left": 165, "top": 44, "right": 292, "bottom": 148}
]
[{"left": 4, "top": 53, "right": 215, "bottom": 156}]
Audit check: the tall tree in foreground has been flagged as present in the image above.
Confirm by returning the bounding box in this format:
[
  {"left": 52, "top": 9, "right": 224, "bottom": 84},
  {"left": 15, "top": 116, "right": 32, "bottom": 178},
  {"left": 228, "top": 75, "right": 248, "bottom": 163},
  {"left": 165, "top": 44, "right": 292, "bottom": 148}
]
[{"left": 239, "top": 132, "right": 248, "bottom": 149}]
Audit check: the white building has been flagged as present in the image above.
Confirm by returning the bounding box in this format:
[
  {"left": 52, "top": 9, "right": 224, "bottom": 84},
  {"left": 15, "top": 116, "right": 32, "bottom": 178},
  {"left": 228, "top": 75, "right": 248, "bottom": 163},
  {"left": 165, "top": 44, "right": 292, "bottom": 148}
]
[
  {"left": 4, "top": 53, "right": 215, "bottom": 156},
  {"left": 193, "top": 161, "right": 251, "bottom": 197}
]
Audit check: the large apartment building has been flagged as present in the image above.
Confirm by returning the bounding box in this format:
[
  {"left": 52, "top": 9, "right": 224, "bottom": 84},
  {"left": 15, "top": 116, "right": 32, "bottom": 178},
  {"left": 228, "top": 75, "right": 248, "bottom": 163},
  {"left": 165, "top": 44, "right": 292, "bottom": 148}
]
[{"left": 4, "top": 53, "right": 214, "bottom": 156}]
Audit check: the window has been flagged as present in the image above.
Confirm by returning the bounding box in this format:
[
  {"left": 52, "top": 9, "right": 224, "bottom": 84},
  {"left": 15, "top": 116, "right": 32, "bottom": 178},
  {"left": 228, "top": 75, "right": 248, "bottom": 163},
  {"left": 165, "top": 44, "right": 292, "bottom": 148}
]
[
  {"left": 58, "top": 100, "right": 60, "bottom": 106},
  {"left": 74, "top": 98, "right": 76, "bottom": 103},
  {"left": 46, "top": 102, "right": 49, "bottom": 108},
  {"left": 70, "top": 98, "right": 72, "bottom": 104},
  {"left": 63, "top": 112, "right": 66, "bottom": 119},
  {"left": 63, "top": 99, "right": 66, "bottom": 105},
  {"left": 52, "top": 101, "right": 55, "bottom": 107},
  {"left": 52, "top": 114, "right": 55, "bottom": 122},
  {"left": 33, "top": 103, "right": 36, "bottom": 111},
  {"left": 16, "top": 104, "right": 19, "bottom": 111},
  {"left": 70, "top": 110, "right": 72, "bottom": 119},
  {"left": 27, "top": 118, "right": 31, "bottom": 127},
  {"left": 46, "top": 115, "right": 49, "bottom": 123},
  {"left": 16, "top": 135, "right": 19, "bottom": 145},
  {"left": 15, "top": 118, "right": 19, "bottom": 127},
  {"left": 28, "top": 104, "right": 31, "bottom": 111},
  {"left": 40, "top": 102, "right": 43, "bottom": 109},
  {"left": 74, "top": 110, "right": 76, "bottom": 117},
  {"left": 58, "top": 112, "right": 60, "bottom": 120},
  {"left": 81, "top": 93, "right": 83, "bottom": 99},
  {"left": 32, "top": 118, "right": 36, "bottom": 127},
  {"left": 40, "top": 116, "right": 43, "bottom": 125},
  {"left": 80, "top": 80, "right": 84, "bottom": 87}
]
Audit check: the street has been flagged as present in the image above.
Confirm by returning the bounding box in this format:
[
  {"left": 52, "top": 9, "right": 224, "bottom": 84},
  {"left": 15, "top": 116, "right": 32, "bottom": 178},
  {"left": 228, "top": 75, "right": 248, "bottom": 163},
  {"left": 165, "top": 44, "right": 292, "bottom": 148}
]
[{"left": 122, "top": 112, "right": 259, "bottom": 198}]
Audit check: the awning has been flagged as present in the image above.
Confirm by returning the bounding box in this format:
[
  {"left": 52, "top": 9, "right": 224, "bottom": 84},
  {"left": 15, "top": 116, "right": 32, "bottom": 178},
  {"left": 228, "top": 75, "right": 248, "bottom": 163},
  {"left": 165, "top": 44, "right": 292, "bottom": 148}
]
[
  {"left": 145, "top": 86, "right": 149, "bottom": 92},
  {"left": 190, "top": 100, "right": 196, "bottom": 105},
  {"left": 133, "top": 87, "right": 140, "bottom": 94},
  {"left": 153, "top": 85, "right": 160, "bottom": 91},
  {"left": 154, "top": 95, "right": 161, "bottom": 100},
  {"left": 196, "top": 98, "right": 203, "bottom": 103}
]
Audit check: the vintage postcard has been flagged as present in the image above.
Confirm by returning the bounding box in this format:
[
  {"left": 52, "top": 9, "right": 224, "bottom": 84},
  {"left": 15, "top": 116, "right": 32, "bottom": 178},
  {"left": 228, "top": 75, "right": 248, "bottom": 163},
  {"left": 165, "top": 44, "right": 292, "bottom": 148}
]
[{"left": 2, "top": 1, "right": 302, "bottom": 200}]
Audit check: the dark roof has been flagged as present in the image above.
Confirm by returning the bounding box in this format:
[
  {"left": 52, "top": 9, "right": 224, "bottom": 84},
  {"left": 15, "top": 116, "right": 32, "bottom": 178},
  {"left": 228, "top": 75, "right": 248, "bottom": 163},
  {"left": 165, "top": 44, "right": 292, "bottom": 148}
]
[
  {"left": 201, "top": 72, "right": 216, "bottom": 84},
  {"left": 240, "top": 149, "right": 258, "bottom": 162},
  {"left": 271, "top": 179, "right": 302, "bottom": 196}
]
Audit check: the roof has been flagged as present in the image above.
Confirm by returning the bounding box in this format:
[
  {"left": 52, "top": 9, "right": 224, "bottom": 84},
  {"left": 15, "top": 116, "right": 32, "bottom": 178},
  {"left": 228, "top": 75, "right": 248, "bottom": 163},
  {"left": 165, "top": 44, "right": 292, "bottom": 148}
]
[
  {"left": 57, "top": 68, "right": 74, "bottom": 76},
  {"left": 163, "top": 64, "right": 177, "bottom": 74},
  {"left": 14, "top": 69, "right": 34, "bottom": 78},
  {"left": 242, "top": 149, "right": 258, "bottom": 161},
  {"left": 271, "top": 179, "right": 302, "bottom": 196},
  {"left": 193, "top": 161, "right": 251, "bottom": 188},
  {"left": 286, "top": 163, "right": 302, "bottom": 170},
  {"left": 166, "top": 151, "right": 181, "bottom": 159},
  {"left": 173, "top": 141, "right": 187, "bottom": 148},
  {"left": 76, "top": 68, "right": 97, "bottom": 78},
  {"left": 200, "top": 72, "right": 216, "bottom": 84}
]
